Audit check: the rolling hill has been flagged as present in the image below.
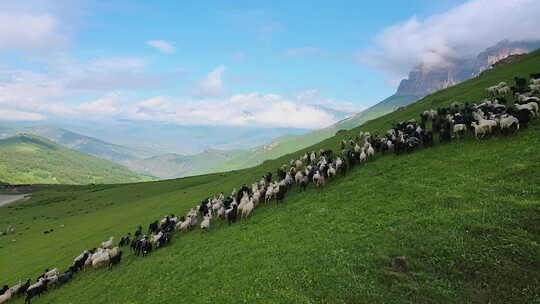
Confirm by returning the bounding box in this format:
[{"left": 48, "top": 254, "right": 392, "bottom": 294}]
[
  {"left": 125, "top": 149, "right": 251, "bottom": 179},
  {"left": 0, "top": 135, "right": 154, "bottom": 185},
  {"left": 0, "top": 124, "right": 159, "bottom": 163},
  {"left": 1, "top": 46, "right": 540, "bottom": 303}
]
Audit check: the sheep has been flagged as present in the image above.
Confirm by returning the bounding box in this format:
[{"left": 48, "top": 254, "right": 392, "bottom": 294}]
[
  {"left": 108, "top": 251, "right": 123, "bottom": 270},
  {"left": 25, "top": 278, "right": 49, "bottom": 304},
  {"left": 515, "top": 102, "right": 538, "bottom": 117},
  {"left": 498, "top": 115, "right": 519, "bottom": 134},
  {"left": 241, "top": 198, "right": 254, "bottom": 219},
  {"left": 100, "top": 237, "right": 114, "bottom": 249},
  {"left": 108, "top": 246, "right": 120, "bottom": 258},
  {"left": 359, "top": 150, "right": 367, "bottom": 163},
  {"left": 295, "top": 159, "right": 303, "bottom": 169},
  {"left": 486, "top": 86, "right": 498, "bottom": 96},
  {"left": 43, "top": 268, "right": 59, "bottom": 279},
  {"left": 328, "top": 164, "right": 336, "bottom": 179},
  {"left": 529, "top": 84, "right": 540, "bottom": 93},
  {"left": 92, "top": 249, "right": 111, "bottom": 269},
  {"left": 366, "top": 144, "right": 375, "bottom": 159},
  {"left": 313, "top": 171, "right": 325, "bottom": 188},
  {"left": 200, "top": 214, "right": 211, "bottom": 231},
  {"left": 497, "top": 86, "right": 511, "bottom": 95},
  {"left": 453, "top": 124, "right": 466, "bottom": 139},
  {"left": 0, "top": 288, "right": 12, "bottom": 304},
  {"left": 470, "top": 122, "right": 491, "bottom": 138}
]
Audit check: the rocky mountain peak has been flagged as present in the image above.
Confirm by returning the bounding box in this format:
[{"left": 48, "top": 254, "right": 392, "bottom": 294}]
[{"left": 395, "top": 40, "right": 540, "bottom": 98}]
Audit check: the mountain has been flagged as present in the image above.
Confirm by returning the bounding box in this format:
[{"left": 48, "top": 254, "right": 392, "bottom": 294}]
[
  {"left": 0, "top": 124, "right": 160, "bottom": 163},
  {"left": 395, "top": 40, "right": 540, "bottom": 97},
  {"left": 125, "top": 149, "right": 251, "bottom": 179},
  {"left": 0, "top": 134, "right": 153, "bottom": 184}
]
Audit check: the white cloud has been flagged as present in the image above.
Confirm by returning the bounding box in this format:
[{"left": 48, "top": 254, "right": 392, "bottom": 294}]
[
  {"left": 282, "top": 47, "right": 327, "bottom": 57},
  {"left": 358, "top": 0, "right": 540, "bottom": 82},
  {"left": 146, "top": 40, "right": 177, "bottom": 54},
  {"left": 194, "top": 65, "right": 229, "bottom": 98},
  {"left": 78, "top": 93, "right": 122, "bottom": 115},
  {"left": 0, "top": 11, "right": 62, "bottom": 50},
  {"left": 0, "top": 109, "right": 46, "bottom": 121},
  {"left": 132, "top": 93, "right": 337, "bottom": 129}
]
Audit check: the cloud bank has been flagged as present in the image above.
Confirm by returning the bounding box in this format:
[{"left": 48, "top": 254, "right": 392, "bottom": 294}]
[
  {"left": 146, "top": 40, "right": 176, "bottom": 54},
  {"left": 359, "top": 0, "right": 540, "bottom": 82}
]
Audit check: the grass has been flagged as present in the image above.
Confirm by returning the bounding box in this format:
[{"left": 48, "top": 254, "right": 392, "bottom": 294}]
[{"left": 1, "top": 50, "right": 540, "bottom": 303}]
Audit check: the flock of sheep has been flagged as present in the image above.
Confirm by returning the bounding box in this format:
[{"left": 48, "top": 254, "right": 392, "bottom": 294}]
[{"left": 1, "top": 73, "right": 539, "bottom": 304}]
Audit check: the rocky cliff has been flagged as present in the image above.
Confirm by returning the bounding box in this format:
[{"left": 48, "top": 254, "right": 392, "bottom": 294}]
[{"left": 395, "top": 40, "right": 540, "bottom": 97}]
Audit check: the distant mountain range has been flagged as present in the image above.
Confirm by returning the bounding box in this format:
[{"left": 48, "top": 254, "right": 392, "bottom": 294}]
[{"left": 0, "top": 134, "right": 153, "bottom": 184}]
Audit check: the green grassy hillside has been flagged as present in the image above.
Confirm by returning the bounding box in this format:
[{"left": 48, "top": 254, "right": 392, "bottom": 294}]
[
  {"left": 1, "top": 49, "right": 540, "bottom": 303},
  {"left": 0, "top": 135, "right": 154, "bottom": 185}
]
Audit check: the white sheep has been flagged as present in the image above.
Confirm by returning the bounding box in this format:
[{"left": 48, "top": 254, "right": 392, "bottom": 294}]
[
  {"left": 313, "top": 171, "right": 325, "bottom": 188},
  {"left": 92, "top": 249, "right": 111, "bottom": 269},
  {"left": 101, "top": 237, "right": 114, "bottom": 249},
  {"left": 328, "top": 164, "right": 336, "bottom": 179},
  {"left": 453, "top": 124, "right": 467, "bottom": 138},
  {"left": 294, "top": 171, "right": 304, "bottom": 185},
  {"left": 498, "top": 115, "right": 519, "bottom": 133},
  {"left": 515, "top": 102, "right": 539, "bottom": 116},
  {"left": 0, "top": 288, "right": 12, "bottom": 304},
  {"left": 359, "top": 150, "right": 367, "bottom": 163},
  {"left": 366, "top": 144, "right": 375, "bottom": 159},
  {"left": 471, "top": 122, "right": 491, "bottom": 138},
  {"left": 295, "top": 159, "right": 303, "bottom": 169},
  {"left": 497, "top": 86, "right": 511, "bottom": 95},
  {"left": 241, "top": 198, "right": 255, "bottom": 219},
  {"left": 200, "top": 214, "right": 211, "bottom": 231}
]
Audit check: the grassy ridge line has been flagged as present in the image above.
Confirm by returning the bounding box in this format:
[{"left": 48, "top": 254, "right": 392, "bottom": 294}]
[{"left": 1, "top": 49, "right": 540, "bottom": 303}]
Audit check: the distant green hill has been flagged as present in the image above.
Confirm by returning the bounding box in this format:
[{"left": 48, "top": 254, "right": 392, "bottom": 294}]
[
  {"left": 126, "top": 149, "right": 251, "bottom": 179},
  {"left": 0, "top": 124, "right": 159, "bottom": 163},
  {"left": 0, "top": 135, "right": 154, "bottom": 184}
]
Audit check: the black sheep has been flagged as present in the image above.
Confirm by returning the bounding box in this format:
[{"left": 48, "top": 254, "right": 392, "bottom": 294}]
[
  {"left": 108, "top": 251, "right": 123, "bottom": 270},
  {"left": 516, "top": 108, "right": 532, "bottom": 128},
  {"left": 16, "top": 279, "right": 31, "bottom": 297},
  {"left": 148, "top": 221, "right": 159, "bottom": 234},
  {"left": 56, "top": 269, "right": 74, "bottom": 286},
  {"left": 25, "top": 279, "right": 49, "bottom": 304},
  {"left": 276, "top": 185, "right": 287, "bottom": 203},
  {"left": 72, "top": 252, "right": 89, "bottom": 272},
  {"left": 0, "top": 285, "right": 8, "bottom": 296},
  {"left": 227, "top": 204, "right": 238, "bottom": 225}
]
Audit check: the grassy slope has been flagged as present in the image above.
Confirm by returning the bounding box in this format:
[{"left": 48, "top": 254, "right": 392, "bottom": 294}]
[
  {"left": 0, "top": 135, "right": 153, "bottom": 185},
  {"left": 1, "top": 50, "right": 540, "bottom": 303}
]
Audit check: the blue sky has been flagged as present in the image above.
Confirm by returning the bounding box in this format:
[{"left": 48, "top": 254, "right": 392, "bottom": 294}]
[{"left": 1, "top": 0, "right": 538, "bottom": 130}]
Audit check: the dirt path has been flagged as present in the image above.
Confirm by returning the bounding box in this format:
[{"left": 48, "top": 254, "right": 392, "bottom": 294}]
[{"left": 0, "top": 194, "right": 29, "bottom": 207}]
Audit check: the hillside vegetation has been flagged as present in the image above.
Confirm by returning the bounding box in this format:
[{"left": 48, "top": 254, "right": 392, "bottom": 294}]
[
  {"left": 0, "top": 135, "right": 153, "bottom": 185},
  {"left": 1, "top": 50, "right": 540, "bottom": 303}
]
